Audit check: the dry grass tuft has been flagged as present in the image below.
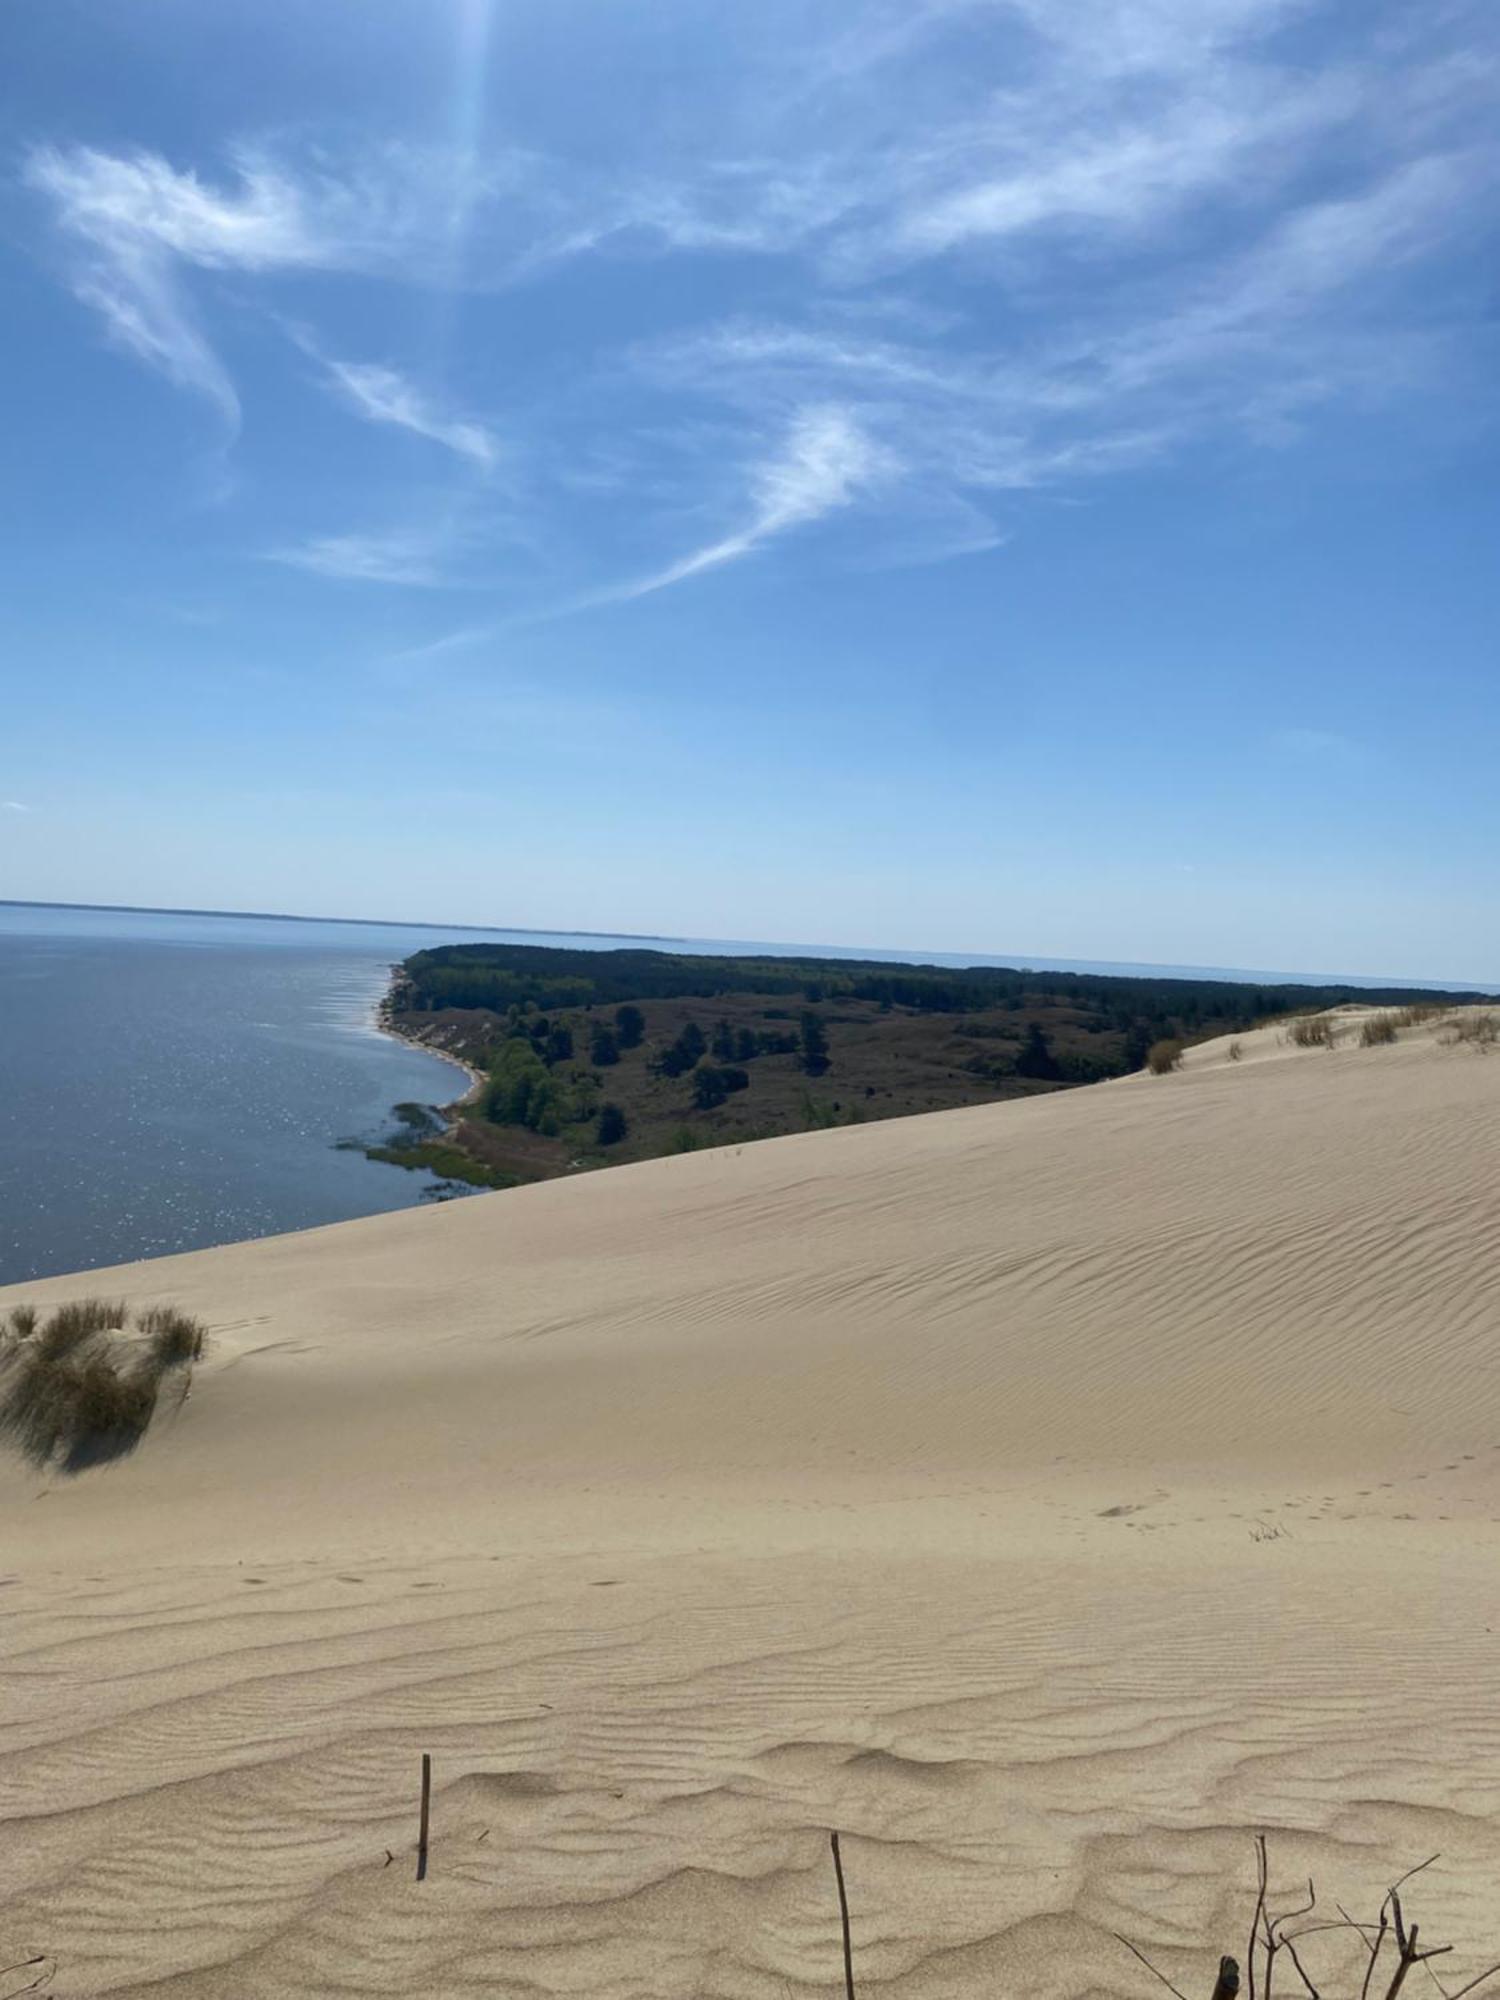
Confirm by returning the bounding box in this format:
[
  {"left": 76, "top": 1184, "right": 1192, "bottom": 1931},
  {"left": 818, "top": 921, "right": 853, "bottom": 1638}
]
[
  {"left": 1396, "top": 1002, "right": 1443, "bottom": 1026},
  {"left": 1288, "top": 1013, "right": 1339, "bottom": 1049},
  {"left": 1147, "top": 1039, "right": 1184, "bottom": 1075},
  {"left": 1443, "top": 1011, "right": 1498, "bottom": 1049},
  {"left": 0, "top": 1298, "right": 207, "bottom": 1472},
  {"left": 1360, "top": 1012, "right": 1400, "bottom": 1046},
  {"left": 137, "top": 1304, "right": 206, "bottom": 1368}
]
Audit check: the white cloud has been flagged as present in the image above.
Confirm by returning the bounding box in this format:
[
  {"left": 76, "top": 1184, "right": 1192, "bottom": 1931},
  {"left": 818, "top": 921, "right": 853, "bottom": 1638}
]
[
  {"left": 2, "top": 800, "right": 30, "bottom": 813},
  {"left": 321, "top": 359, "right": 499, "bottom": 471},
  {"left": 23, "top": 141, "right": 470, "bottom": 428},
  {"left": 24, "top": 144, "right": 338, "bottom": 427},
  {"left": 618, "top": 405, "right": 892, "bottom": 600}
]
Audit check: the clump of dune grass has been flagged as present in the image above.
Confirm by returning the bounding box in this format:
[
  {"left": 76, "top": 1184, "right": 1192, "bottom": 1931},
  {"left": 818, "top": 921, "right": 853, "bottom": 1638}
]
[
  {"left": 1147, "top": 1038, "right": 1184, "bottom": 1075},
  {"left": 1361, "top": 1012, "right": 1400, "bottom": 1046},
  {"left": 1226, "top": 1039, "right": 1242, "bottom": 1062},
  {"left": 137, "top": 1304, "right": 206, "bottom": 1368},
  {"left": 1443, "top": 1010, "right": 1498, "bottom": 1050},
  {"left": 1396, "top": 1001, "right": 1443, "bottom": 1026},
  {"left": 1, "top": 1298, "right": 207, "bottom": 1472},
  {"left": 1288, "top": 1013, "right": 1339, "bottom": 1049}
]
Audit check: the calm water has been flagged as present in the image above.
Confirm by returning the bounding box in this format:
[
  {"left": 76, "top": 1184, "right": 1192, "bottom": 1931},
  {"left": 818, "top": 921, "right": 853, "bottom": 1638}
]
[{"left": 0, "top": 906, "right": 510, "bottom": 1284}]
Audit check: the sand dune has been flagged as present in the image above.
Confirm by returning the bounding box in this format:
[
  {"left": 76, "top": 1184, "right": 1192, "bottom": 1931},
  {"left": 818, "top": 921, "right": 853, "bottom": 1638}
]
[{"left": 4, "top": 1010, "right": 1500, "bottom": 1996}]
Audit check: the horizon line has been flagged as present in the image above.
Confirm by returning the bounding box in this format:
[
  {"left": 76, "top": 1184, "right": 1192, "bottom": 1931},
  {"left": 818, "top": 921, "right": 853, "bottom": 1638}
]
[{"left": 2, "top": 898, "right": 1493, "bottom": 996}]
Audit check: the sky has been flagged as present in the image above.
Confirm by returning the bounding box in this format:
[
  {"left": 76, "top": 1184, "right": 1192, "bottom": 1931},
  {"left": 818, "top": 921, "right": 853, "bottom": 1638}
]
[{"left": 2, "top": 0, "right": 1497, "bottom": 982}]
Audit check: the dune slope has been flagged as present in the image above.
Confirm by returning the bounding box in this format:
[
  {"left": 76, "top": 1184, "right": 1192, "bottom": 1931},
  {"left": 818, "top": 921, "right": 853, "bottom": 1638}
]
[{"left": 3, "top": 1014, "right": 1500, "bottom": 1997}]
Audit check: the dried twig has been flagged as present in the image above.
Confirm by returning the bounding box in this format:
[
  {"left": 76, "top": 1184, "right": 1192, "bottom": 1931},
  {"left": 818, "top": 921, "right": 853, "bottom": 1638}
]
[
  {"left": 830, "top": 1831, "right": 856, "bottom": 2000},
  {"left": 1113, "top": 1931, "right": 1192, "bottom": 2000},
  {"left": 1119, "top": 1843, "right": 1491, "bottom": 2000},
  {"left": 1250, "top": 1835, "right": 1271, "bottom": 2000}
]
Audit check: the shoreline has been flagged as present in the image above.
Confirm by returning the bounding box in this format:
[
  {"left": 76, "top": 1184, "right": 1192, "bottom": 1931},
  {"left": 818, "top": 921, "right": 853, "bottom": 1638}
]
[{"left": 371, "top": 968, "right": 486, "bottom": 1110}]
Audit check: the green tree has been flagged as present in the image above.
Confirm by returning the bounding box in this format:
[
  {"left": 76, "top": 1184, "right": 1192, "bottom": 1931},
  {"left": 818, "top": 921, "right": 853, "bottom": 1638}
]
[
  {"left": 590, "top": 1024, "right": 620, "bottom": 1066},
  {"left": 711, "top": 1019, "right": 735, "bottom": 1060},
  {"left": 1015, "top": 1022, "right": 1062, "bottom": 1081},
  {"left": 597, "top": 1102, "right": 628, "bottom": 1145},
  {"left": 799, "top": 1009, "right": 830, "bottom": 1076},
  {"left": 615, "top": 1003, "right": 645, "bottom": 1048},
  {"left": 692, "top": 1062, "right": 749, "bottom": 1110}
]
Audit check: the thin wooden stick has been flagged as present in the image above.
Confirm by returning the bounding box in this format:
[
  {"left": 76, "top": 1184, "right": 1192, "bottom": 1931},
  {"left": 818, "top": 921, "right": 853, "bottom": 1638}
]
[
  {"left": 1112, "top": 1933, "right": 1192, "bottom": 2000},
  {"left": 417, "top": 1752, "right": 431, "bottom": 1882},
  {"left": 1249, "top": 1836, "right": 1270, "bottom": 2000},
  {"left": 830, "top": 1830, "right": 856, "bottom": 2000}
]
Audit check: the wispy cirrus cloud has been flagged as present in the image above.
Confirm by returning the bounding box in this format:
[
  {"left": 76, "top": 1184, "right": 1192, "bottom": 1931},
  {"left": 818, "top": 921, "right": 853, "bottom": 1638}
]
[
  {"left": 24, "top": 143, "right": 347, "bottom": 427},
  {"left": 618, "top": 405, "right": 892, "bottom": 601},
  {"left": 2, "top": 800, "right": 30, "bottom": 813},
  {"left": 23, "top": 141, "right": 502, "bottom": 432},
  {"left": 319, "top": 358, "right": 499, "bottom": 471},
  {"left": 21, "top": 0, "right": 1500, "bottom": 615}
]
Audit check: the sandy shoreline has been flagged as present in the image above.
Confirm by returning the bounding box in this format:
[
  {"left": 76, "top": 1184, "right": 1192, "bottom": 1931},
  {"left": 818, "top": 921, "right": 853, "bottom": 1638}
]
[
  {"left": 372, "top": 965, "right": 486, "bottom": 1105},
  {"left": 4, "top": 1008, "right": 1500, "bottom": 1997}
]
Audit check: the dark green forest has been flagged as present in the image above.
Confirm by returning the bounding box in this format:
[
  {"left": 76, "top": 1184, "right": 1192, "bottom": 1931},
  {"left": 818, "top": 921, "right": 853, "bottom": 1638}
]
[{"left": 401, "top": 941, "right": 1476, "bottom": 1049}]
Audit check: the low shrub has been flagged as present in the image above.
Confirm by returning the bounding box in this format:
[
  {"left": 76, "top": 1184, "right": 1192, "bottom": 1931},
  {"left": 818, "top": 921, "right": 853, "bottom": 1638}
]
[
  {"left": 1360, "top": 1012, "right": 1399, "bottom": 1046},
  {"left": 1147, "top": 1039, "right": 1184, "bottom": 1075}
]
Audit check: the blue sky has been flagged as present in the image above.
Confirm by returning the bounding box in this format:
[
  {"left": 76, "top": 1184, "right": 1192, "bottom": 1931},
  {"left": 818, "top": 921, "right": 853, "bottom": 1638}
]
[{"left": 2, "top": 0, "right": 1497, "bottom": 980}]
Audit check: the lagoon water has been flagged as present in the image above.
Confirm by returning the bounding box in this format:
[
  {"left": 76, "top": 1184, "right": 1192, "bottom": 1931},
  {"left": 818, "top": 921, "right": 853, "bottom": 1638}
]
[{"left": 0, "top": 905, "right": 512, "bottom": 1284}]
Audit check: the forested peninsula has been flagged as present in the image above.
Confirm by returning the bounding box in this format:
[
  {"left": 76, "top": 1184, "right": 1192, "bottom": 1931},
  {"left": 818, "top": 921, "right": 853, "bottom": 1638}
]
[{"left": 376, "top": 942, "right": 1483, "bottom": 1190}]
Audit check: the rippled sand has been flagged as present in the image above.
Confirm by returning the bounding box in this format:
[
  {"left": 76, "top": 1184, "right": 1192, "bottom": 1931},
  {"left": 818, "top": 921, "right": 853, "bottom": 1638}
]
[{"left": 4, "top": 1011, "right": 1500, "bottom": 1996}]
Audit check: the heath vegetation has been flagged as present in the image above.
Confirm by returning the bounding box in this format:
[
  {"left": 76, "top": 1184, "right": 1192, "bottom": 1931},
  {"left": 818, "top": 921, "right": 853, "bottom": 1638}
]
[{"left": 382, "top": 944, "right": 1488, "bottom": 1192}]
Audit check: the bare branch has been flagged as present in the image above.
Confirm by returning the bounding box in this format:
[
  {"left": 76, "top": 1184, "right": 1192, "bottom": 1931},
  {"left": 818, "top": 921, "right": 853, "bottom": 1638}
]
[
  {"left": 1249, "top": 1835, "right": 1270, "bottom": 2000},
  {"left": 1444, "top": 1960, "right": 1500, "bottom": 2000},
  {"left": 1114, "top": 1931, "right": 1193, "bottom": 2000}
]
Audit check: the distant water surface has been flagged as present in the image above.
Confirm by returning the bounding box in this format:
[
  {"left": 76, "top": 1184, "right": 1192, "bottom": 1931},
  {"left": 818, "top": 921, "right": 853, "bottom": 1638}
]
[{"left": 0, "top": 906, "right": 509, "bottom": 1284}]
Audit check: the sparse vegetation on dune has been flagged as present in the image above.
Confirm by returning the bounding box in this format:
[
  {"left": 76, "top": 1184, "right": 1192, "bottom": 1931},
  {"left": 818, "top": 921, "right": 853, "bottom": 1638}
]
[
  {"left": 1396, "top": 1002, "right": 1444, "bottom": 1026},
  {"left": 1288, "top": 1013, "right": 1339, "bottom": 1048},
  {"left": 1147, "top": 1038, "right": 1184, "bottom": 1074},
  {"left": 1119, "top": 1839, "right": 1500, "bottom": 2000},
  {"left": 1361, "top": 1011, "right": 1400, "bottom": 1045},
  {"left": 1, "top": 1299, "right": 208, "bottom": 1472},
  {"left": 1443, "top": 1010, "right": 1498, "bottom": 1048}
]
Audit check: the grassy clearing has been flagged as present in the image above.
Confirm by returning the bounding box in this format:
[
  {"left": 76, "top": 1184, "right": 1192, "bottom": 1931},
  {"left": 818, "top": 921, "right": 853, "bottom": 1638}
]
[{"left": 1, "top": 1298, "right": 208, "bottom": 1472}]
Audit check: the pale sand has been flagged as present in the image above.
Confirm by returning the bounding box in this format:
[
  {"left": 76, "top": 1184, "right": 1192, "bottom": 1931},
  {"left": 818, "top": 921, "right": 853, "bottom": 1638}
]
[{"left": 4, "top": 1010, "right": 1500, "bottom": 1996}]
